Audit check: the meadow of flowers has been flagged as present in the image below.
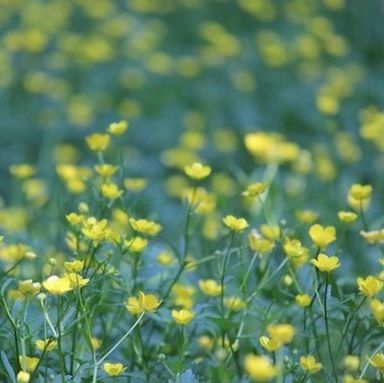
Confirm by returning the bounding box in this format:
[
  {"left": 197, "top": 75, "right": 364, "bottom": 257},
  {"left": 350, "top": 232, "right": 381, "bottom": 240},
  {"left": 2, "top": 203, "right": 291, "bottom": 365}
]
[{"left": 1, "top": 0, "right": 384, "bottom": 382}]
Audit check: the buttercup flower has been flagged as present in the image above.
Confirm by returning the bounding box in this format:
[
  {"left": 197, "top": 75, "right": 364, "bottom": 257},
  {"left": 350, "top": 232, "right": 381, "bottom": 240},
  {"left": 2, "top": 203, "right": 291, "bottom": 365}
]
[
  {"left": 248, "top": 231, "right": 275, "bottom": 254},
  {"left": 19, "top": 356, "right": 39, "bottom": 372},
  {"left": 370, "top": 299, "right": 384, "bottom": 322},
  {"left": 184, "top": 162, "right": 212, "bottom": 180},
  {"left": 137, "top": 291, "right": 161, "bottom": 312},
  {"left": 103, "top": 362, "right": 126, "bottom": 376},
  {"left": 244, "top": 354, "right": 277, "bottom": 381},
  {"left": 338, "top": 211, "right": 358, "bottom": 223},
  {"left": 86, "top": 133, "right": 110, "bottom": 152},
  {"left": 242, "top": 182, "right": 268, "bottom": 198},
  {"left": 310, "top": 253, "right": 340, "bottom": 272},
  {"left": 369, "top": 353, "right": 384, "bottom": 370},
  {"left": 259, "top": 336, "right": 281, "bottom": 352},
  {"left": 223, "top": 215, "right": 249, "bottom": 232},
  {"left": 357, "top": 276, "right": 383, "bottom": 298},
  {"left": 107, "top": 120, "right": 128, "bottom": 135},
  {"left": 309, "top": 224, "right": 336, "bottom": 248},
  {"left": 43, "top": 275, "right": 73, "bottom": 295},
  {"left": 199, "top": 279, "right": 222, "bottom": 297},
  {"left": 295, "top": 294, "right": 311, "bottom": 308},
  {"left": 35, "top": 339, "right": 56, "bottom": 352},
  {"left": 300, "top": 355, "right": 322, "bottom": 374},
  {"left": 16, "top": 371, "right": 30, "bottom": 383},
  {"left": 171, "top": 309, "right": 195, "bottom": 325},
  {"left": 266, "top": 324, "right": 295, "bottom": 344}
]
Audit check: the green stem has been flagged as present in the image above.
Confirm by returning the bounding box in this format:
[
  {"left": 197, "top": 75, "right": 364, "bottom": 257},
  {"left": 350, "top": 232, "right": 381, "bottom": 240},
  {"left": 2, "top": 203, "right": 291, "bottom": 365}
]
[
  {"left": 220, "top": 232, "right": 235, "bottom": 315},
  {"left": 324, "top": 274, "right": 338, "bottom": 383}
]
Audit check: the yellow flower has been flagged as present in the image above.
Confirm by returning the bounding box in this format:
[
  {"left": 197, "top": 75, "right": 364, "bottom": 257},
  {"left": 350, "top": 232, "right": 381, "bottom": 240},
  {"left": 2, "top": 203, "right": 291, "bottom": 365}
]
[
  {"left": 198, "top": 279, "right": 222, "bottom": 297},
  {"left": 300, "top": 355, "right": 322, "bottom": 374},
  {"left": 101, "top": 183, "right": 123, "bottom": 199},
  {"left": 82, "top": 218, "right": 110, "bottom": 242},
  {"left": 283, "top": 238, "right": 309, "bottom": 268},
  {"left": 66, "top": 213, "right": 84, "bottom": 226},
  {"left": 129, "top": 218, "right": 162, "bottom": 236},
  {"left": 310, "top": 253, "right": 340, "bottom": 273},
  {"left": 137, "top": 291, "right": 161, "bottom": 312},
  {"left": 94, "top": 164, "right": 118, "bottom": 178},
  {"left": 348, "top": 184, "right": 372, "bottom": 211},
  {"left": 124, "top": 237, "right": 148, "bottom": 253},
  {"left": 370, "top": 299, "right": 384, "bottom": 322},
  {"left": 266, "top": 324, "right": 295, "bottom": 344},
  {"left": 260, "top": 224, "right": 281, "bottom": 241},
  {"left": 64, "top": 273, "right": 89, "bottom": 288},
  {"left": 172, "top": 283, "right": 196, "bottom": 308},
  {"left": 259, "top": 336, "right": 281, "bottom": 352},
  {"left": 244, "top": 354, "right": 277, "bottom": 381},
  {"left": 348, "top": 184, "right": 372, "bottom": 201},
  {"left": 157, "top": 251, "right": 175, "bottom": 266},
  {"left": 248, "top": 231, "right": 275, "bottom": 254},
  {"left": 295, "top": 294, "right": 311, "bottom": 308},
  {"left": 357, "top": 276, "right": 383, "bottom": 298},
  {"left": 343, "top": 355, "right": 360, "bottom": 372},
  {"left": 16, "top": 371, "right": 30, "bottom": 383},
  {"left": 124, "top": 177, "right": 148, "bottom": 192},
  {"left": 171, "top": 309, "right": 195, "bottom": 325},
  {"left": 107, "top": 120, "right": 128, "bottom": 135},
  {"left": 338, "top": 211, "right": 358, "bottom": 223},
  {"left": 103, "top": 362, "right": 126, "bottom": 376},
  {"left": 360, "top": 229, "right": 384, "bottom": 244},
  {"left": 309, "top": 224, "right": 336, "bottom": 248},
  {"left": 125, "top": 297, "right": 143, "bottom": 315},
  {"left": 91, "top": 337, "right": 102, "bottom": 350},
  {"left": 223, "top": 215, "right": 249, "bottom": 232},
  {"left": 198, "top": 335, "right": 214, "bottom": 351},
  {"left": 10, "top": 164, "right": 36, "bottom": 179},
  {"left": 342, "top": 374, "right": 367, "bottom": 383},
  {"left": 369, "top": 353, "right": 384, "bottom": 370},
  {"left": 35, "top": 339, "right": 56, "bottom": 352},
  {"left": 294, "top": 210, "right": 318, "bottom": 224},
  {"left": 223, "top": 296, "right": 246, "bottom": 311},
  {"left": 18, "top": 280, "right": 41, "bottom": 296},
  {"left": 242, "top": 182, "right": 268, "bottom": 198},
  {"left": 86, "top": 133, "right": 110, "bottom": 152},
  {"left": 42, "top": 275, "right": 73, "bottom": 295},
  {"left": 19, "top": 356, "right": 39, "bottom": 372},
  {"left": 184, "top": 162, "right": 212, "bottom": 180},
  {"left": 64, "top": 260, "right": 84, "bottom": 273}
]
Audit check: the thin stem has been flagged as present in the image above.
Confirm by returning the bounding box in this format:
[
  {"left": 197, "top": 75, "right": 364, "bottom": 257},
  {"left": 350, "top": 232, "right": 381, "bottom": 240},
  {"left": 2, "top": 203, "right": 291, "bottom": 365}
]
[
  {"left": 324, "top": 274, "right": 338, "bottom": 383},
  {"left": 220, "top": 231, "right": 235, "bottom": 315},
  {"left": 98, "top": 312, "right": 145, "bottom": 365},
  {"left": 359, "top": 338, "right": 384, "bottom": 379}
]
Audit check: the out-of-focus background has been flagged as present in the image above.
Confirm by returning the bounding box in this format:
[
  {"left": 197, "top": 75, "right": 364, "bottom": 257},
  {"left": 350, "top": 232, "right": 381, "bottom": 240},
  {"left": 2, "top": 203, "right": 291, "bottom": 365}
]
[{"left": 0, "top": 0, "right": 383, "bottom": 272}]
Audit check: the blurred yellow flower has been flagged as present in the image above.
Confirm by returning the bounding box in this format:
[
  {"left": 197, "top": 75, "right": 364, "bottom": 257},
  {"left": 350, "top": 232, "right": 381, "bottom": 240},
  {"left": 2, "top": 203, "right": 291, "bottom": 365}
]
[
  {"left": 86, "top": 133, "right": 110, "bottom": 152},
  {"left": 171, "top": 309, "right": 195, "bottom": 325},
  {"left": 107, "top": 120, "right": 128, "bottom": 135},
  {"left": 198, "top": 279, "right": 222, "bottom": 297},
  {"left": 244, "top": 354, "right": 277, "bottom": 381},
  {"left": 300, "top": 355, "right": 322, "bottom": 374},
  {"left": 35, "top": 339, "right": 56, "bottom": 352},
  {"left": 295, "top": 294, "right": 311, "bottom": 308},
  {"left": 184, "top": 162, "right": 211, "bottom": 180}
]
